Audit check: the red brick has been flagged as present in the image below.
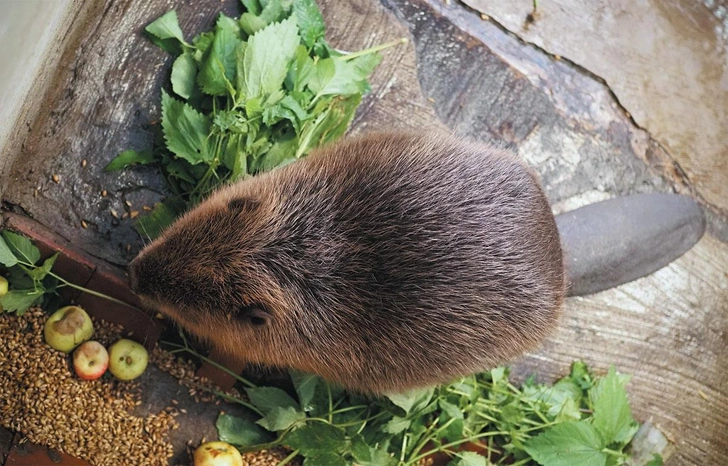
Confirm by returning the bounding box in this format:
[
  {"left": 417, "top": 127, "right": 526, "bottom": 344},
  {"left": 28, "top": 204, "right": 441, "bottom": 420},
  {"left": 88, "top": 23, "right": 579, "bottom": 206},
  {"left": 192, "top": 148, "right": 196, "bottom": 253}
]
[
  {"left": 6, "top": 435, "right": 91, "bottom": 465},
  {"left": 196, "top": 348, "right": 248, "bottom": 391}
]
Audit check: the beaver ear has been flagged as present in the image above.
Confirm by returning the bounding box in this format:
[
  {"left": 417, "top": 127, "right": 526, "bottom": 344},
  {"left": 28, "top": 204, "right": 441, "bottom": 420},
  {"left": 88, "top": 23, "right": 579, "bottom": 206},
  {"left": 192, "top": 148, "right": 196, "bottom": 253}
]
[
  {"left": 227, "top": 197, "right": 259, "bottom": 213},
  {"left": 239, "top": 303, "right": 272, "bottom": 326}
]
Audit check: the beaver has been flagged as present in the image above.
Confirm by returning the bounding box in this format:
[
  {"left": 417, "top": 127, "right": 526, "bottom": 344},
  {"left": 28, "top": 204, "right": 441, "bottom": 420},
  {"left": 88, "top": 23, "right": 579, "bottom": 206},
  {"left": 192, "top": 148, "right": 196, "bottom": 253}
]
[{"left": 128, "top": 131, "right": 565, "bottom": 394}]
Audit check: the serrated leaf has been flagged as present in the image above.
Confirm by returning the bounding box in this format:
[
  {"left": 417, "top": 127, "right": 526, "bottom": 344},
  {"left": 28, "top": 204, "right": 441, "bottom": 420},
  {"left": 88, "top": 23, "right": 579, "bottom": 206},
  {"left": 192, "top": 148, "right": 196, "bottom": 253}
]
[
  {"left": 28, "top": 253, "right": 59, "bottom": 282},
  {"left": 591, "top": 367, "right": 637, "bottom": 445},
  {"left": 133, "top": 197, "right": 186, "bottom": 240},
  {"left": 216, "top": 413, "right": 273, "bottom": 447},
  {"left": 240, "top": 0, "right": 262, "bottom": 15},
  {"left": 382, "top": 416, "right": 410, "bottom": 434},
  {"left": 0, "top": 237, "right": 18, "bottom": 267},
  {"left": 308, "top": 54, "right": 380, "bottom": 97},
  {"left": 245, "top": 386, "right": 299, "bottom": 415},
  {"left": 524, "top": 421, "right": 607, "bottom": 466},
  {"left": 240, "top": 17, "right": 299, "bottom": 100},
  {"left": 449, "top": 452, "right": 487, "bottom": 466},
  {"left": 571, "top": 360, "right": 594, "bottom": 390},
  {"left": 104, "top": 149, "right": 156, "bottom": 172},
  {"left": 2, "top": 231, "right": 40, "bottom": 265},
  {"left": 290, "top": 371, "right": 319, "bottom": 411},
  {"left": 145, "top": 11, "right": 187, "bottom": 44},
  {"left": 351, "top": 436, "right": 396, "bottom": 466},
  {"left": 293, "top": 0, "right": 325, "bottom": 48},
  {"left": 171, "top": 53, "right": 197, "bottom": 99},
  {"left": 161, "top": 90, "right": 213, "bottom": 164},
  {"left": 0, "top": 289, "right": 44, "bottom": 314},
  {"left": 385, "top": 387, "right": 434, "bottom": 416},
  {"left": 284, "top": 423, "right": 349, "bottom": 456},
  {"left": 198, "top": 14, "right": 240, "bottom": 96},
  {"left": 256, "top": 405, "right": 306, "bottom": 431},
  {"left": 298, "top": 94, "right": 361, "bottom": 157}
]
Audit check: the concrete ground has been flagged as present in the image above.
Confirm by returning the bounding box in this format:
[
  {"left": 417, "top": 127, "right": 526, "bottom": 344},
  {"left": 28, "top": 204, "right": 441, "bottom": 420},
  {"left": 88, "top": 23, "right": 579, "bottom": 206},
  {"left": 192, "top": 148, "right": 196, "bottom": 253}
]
[{"left": 0, "top": 0, "right": 726, "bottom": 464}]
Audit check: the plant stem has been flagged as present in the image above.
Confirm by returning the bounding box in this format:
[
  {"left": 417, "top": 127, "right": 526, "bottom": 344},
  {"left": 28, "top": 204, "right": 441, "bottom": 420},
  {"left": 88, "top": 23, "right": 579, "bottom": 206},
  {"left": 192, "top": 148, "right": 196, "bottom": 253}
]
[
  {"left": 276, "top": 449, "right": 299, "bottom": 466},
  {"left": 47, "top": 272, "right": 130, "bottom": 307},
  {"left": 340, "top": 38, "right": 409, "bottom": 61},
  {"left": 406, "top": 430, "right": 508, "bottom": 465},
  {"left": 161, "top": 340, "right": 257, "bottom": 388}
]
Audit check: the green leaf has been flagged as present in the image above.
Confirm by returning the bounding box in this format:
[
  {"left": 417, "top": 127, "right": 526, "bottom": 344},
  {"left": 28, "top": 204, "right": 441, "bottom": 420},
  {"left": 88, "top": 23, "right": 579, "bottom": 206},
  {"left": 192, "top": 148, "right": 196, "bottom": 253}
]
[
  {"left": 290, "top": 371, "right": 319, "bottom": 411},
  {"left": 382, "top": 416, "right": 410, "bottom": 434},
  {"left": 28, "top": 253, "right": 59, "bottom": 282},
  {"left": 385, "top": 387, "right": 434, "bottom": 416},
  {"left": 571, "top": 360, "right": 594, "bottom": 390},
  {"left": 240, "top": 17, "right": 300, "bottom": 100},
  {"left": 133, "top": 197, "right": 186, "bottom": 240},
  {"left": 2, "top": 231, "right": 41, "bottom": 265},
  {"left": 171, "top": 53, "right": 197, "bottom": 99},
  {"left": 216, "top": 413, "right": 273, "bottom": 448},
  {"left": 198, "top": 14, "right": 240, "bottom": 96},
  {"left": 302, "top": 453, "right": 348, "bottom": 466},
  {"left": 104, "top": 149, "right": 156, "bottom": 172},
  {"left": 308, "top": 54, "right": 380, "bottom": 97},
  {"left": 286, "top": 45, "right": 315, "bottom": 92},
  {"left": 145, "top": 11, "right": 187, "bottom": 45},
  {"left": 259, "top": 136, "right": 298, "bottom": 172},
  {"left": 161, "top": 90, "right": 213, "bottom": 164},
  {"left": 0, "top": 237, "right": 18, "bottom": 267},
  {"left": 449, "top": 452, "right": 487, "bottom": 466},
  {"left": 645, "top": 454, "right": 664, "bottom": 466},
  {"left": 245, "top": 386, "right": 299, "bottom": 415},
  {"left": 351, "top": 437, "right": 396, "bottom": 466},
  {"left": 240, "top": 0, "right": 262, "bottom": 15},
  {"left": 0, "top": 289, "right": 44, "bottom": 314},
  {"left": 284, "top": 423, "right": 349, "bottom": 456},
  {"left": 524, "top": 421, "right": 607, "bottom": 466},
  {"left": 591, "top": 367, "right": 637, "bottom": 445},
  {"left": 293, "top": 0, "right": 325, "bottom": 48},
  {"left": 256, "top": 405, "right": 306, "bottom": 431}
]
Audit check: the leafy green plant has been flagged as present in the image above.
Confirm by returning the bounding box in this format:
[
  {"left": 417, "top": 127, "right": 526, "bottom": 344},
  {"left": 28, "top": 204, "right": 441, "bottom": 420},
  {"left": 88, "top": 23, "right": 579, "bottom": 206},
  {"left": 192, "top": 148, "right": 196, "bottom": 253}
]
[
  {"left": 166, "top": 338, "right": 663, "bottom": 466},
  {"left": 105, "top": 0, "right": 405, "bottom": 238},
  {"left": 0, "top": 230, "right": 130, "bottom": 315}
]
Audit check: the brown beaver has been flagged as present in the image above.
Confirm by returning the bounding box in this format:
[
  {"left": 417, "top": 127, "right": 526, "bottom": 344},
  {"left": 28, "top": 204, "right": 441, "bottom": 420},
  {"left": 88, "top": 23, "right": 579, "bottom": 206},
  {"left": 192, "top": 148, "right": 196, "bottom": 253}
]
[{"left": 128, "top": 131, "right": 565, "bottom": 394}]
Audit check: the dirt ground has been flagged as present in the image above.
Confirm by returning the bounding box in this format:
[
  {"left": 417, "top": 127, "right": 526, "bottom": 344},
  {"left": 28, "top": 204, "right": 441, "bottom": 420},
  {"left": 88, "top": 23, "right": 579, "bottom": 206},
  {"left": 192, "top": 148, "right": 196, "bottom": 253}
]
[{"left": 1, "top": 0, "right": 726, "bottom": 464}]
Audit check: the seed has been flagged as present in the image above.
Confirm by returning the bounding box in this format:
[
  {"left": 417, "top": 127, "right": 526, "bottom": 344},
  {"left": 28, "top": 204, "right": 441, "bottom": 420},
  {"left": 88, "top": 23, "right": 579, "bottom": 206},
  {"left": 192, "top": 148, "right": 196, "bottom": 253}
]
[
  {"left": 52, "top": 174, "right": 60, "bottom": 183},
  {"left": 480, "top": 13, "right": 489, "bottom": 20},
  {"left": 130, "top": 211, "right": 140, "bottom": 219},
  {"left": 142, "top": 205, "right": 152, "bottom": 211},
  {"left": 81, "top": 220, "right": 88, "bottom": 229},
  {"left": 101, "top": 190, "right": 108, "bottom": 197},
  {"left": 82, "top": 159, "right": 87, "bottom": 168}
]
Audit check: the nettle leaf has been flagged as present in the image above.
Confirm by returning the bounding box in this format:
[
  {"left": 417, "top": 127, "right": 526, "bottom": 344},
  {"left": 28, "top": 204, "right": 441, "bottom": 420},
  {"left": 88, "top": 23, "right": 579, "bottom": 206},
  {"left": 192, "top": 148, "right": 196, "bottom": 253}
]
[
  {"left": 239, "top": 0, "right": 290, "bottom": 35},
  {"left": 146, "top": 10, "right": 188, "bottom": 53},
  {"left": 449, "top": 451, "right": 487, "bottom": 466},
  {"left": 240, "top": 0, "right": 262, "bottom": 15},
  {"left": 28, "top": 253, "right": 59, "bottom": 282},
  {"left": 0, "top": 237, "right": 18, "bottom": 267},
  {"left": 590, "top": 367, "right": 638, "bottom": 445},
  {"left": 256, "top": 405, "right": 306, "bottom": 431},
  {"left": 308, "top": 54, "right": 381, "bottom": 97},
  {"left": 245, "top": 386, "right": 299, "bottom": 415},
  {"left": 161, "top": 90, "right": 213, "bottom": 164},
  {"left": 382, "top": 416, "right": 410, "bottom": 434},
  {"left": 171, "top": 53, "right": 197, "bottom": 99},
  {"left": 524, "top": 421, "right": 607, "bottom": 466},
  {"left": 293, "top": 0, "right": 325, "bottom": 48},
  {"left": 571, "top": 360, "right": 594, "bottom": 390},
  {"left": 290, "top": 371, "right": 319, "bottom": 411},
  {"left": 286, "top": 45, "right": 315, "bottom": 92},
  {"left": 0, "top": 289, "right": 44, "bottom": 314},
  {"left": 2, "top": 231, "right": 41, "bottom": 265},
  {"left": 104, "top": 149, "right": 156, "bottom": 172},
  {"left": 385, "top": 387, "right": 434, "bottom": 416},
  {"left": 216, "top": 413, "right": 273, "bottom": 447},
  {"left": 133, "top": 197, "right": 186, "bottom": 240},
  {"left": 240, "top": 17, "right": 300, "bottom": 100},
  {"left": 198, "top": 14, "right": 240, "bottom": 96},
  {"left": 284, "top": 423, "right": 349, "bottom": 456}
]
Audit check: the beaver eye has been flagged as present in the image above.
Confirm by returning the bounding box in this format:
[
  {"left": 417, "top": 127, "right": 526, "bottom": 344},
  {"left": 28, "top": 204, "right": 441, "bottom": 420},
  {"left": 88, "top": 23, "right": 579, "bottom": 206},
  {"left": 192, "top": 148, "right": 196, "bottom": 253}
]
[{"left": 239, "top": 303, "right": 271, "bottom": 326}]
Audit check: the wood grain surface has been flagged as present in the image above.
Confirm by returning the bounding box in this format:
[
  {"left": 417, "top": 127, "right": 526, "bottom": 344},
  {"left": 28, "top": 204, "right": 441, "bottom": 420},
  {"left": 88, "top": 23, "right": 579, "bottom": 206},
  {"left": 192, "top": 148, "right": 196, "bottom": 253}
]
[{"left": 1, "top": 0, "right": 726, "bottom": 464}]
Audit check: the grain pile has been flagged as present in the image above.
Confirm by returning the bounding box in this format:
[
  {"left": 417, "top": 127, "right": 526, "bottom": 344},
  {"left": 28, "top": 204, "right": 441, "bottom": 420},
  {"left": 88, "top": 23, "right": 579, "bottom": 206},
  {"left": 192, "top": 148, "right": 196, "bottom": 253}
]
[{"left": 0, "top": 308, "right": 176, "bottom": 465}]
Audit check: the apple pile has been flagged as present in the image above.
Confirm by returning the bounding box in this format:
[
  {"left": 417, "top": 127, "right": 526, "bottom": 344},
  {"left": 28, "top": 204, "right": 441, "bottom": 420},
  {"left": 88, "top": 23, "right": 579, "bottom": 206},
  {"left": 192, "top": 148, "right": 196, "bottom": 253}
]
[{"left": 43, "top": 305, "right": 148, "bottom": 381}]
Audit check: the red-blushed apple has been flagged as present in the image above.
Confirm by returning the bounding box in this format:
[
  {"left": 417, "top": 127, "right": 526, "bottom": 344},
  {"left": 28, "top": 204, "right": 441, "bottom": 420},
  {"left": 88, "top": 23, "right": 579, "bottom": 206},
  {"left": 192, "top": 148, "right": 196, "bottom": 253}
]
[
  {"left": 44, "top": 306, "right": 94, "bottom": 353},
  {"left": 73, "top": 341, "right": 109, "bottom": 380},
  {"left": 193, "top": 441, "right": 244, "bottom": 466},
  {"left": 108, "top": 339, "right": 148, "bottom": 380}
]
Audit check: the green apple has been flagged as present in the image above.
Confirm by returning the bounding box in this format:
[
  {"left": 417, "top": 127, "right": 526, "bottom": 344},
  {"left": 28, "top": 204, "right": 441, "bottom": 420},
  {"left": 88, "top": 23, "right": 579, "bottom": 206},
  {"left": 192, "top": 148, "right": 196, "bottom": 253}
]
[
  {"left": 0, "top": 276, "right": 8, "bottom": 312},
  {"left": 44, "top": 306, "right": 94, "bottom": 353},
  {"left": 108, "top": 339, "right": 148, "bottom": 380},
  {"left": 193, "top": 442, "right": 243, "bottom": 466}
]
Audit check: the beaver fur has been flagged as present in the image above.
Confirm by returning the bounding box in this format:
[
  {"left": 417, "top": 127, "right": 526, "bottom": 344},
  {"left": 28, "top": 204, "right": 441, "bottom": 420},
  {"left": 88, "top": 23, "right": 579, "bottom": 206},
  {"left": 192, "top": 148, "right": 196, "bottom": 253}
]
[{"left": 128, "top": 131, "right": 565, "bottom": 394}]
